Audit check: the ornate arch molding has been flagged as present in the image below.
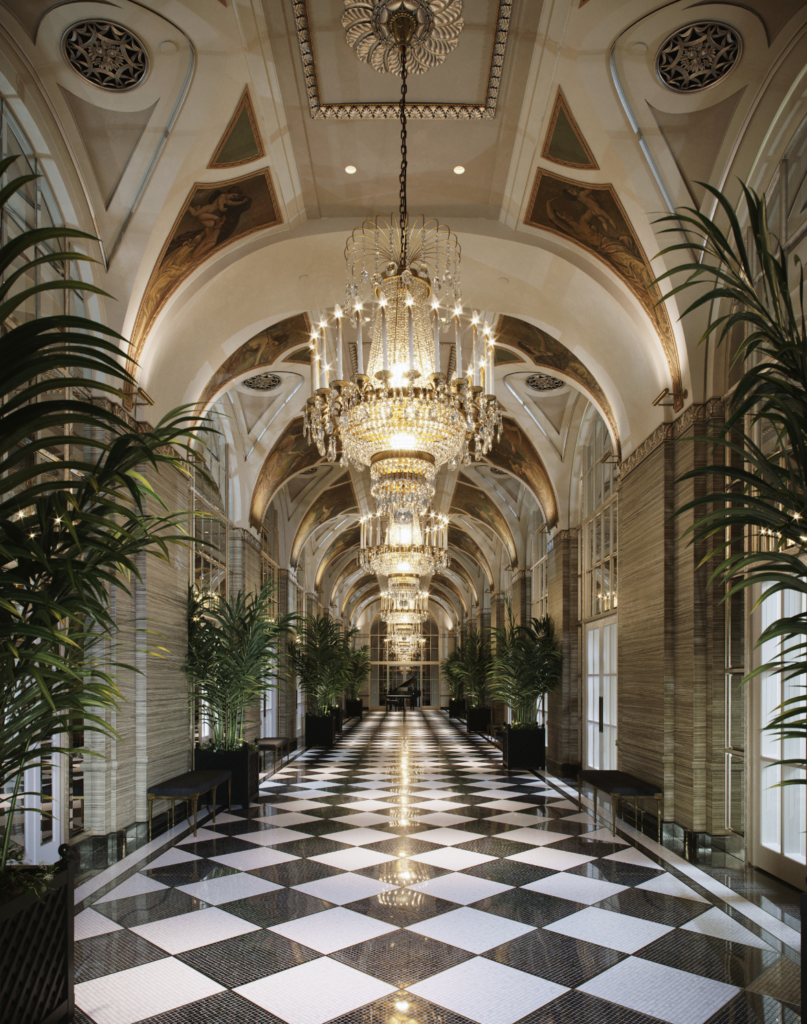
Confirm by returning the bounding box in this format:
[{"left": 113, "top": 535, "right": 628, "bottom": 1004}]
[
  {"left": 314, "top": 525, "right": 361, "bottom": 590},
  {"left": 291, "top": 479, "right": 358, "bottom": 566},
  {"left": 451, "top": 476, "right": 518, "bottom": 567},
  {"left": 448, "top": 525, "right": 493, "bottom": 588},
  {"left": 249, "top": 417, "right": 322, "bottom": 529},
  {"left": 494, "top": 315, "right": 619, "bottom": 458},
  {"left": 483, "top": 417, "right": 560, "bottom": 528}
]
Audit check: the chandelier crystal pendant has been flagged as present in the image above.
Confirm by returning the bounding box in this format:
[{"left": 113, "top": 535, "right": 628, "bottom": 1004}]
[
  {"left": 303, "top": 9, "right": 502, "bottom": 519},
  {"left": 359, "top": 508, "right": 449, "bottom": 577},
  {"left": 380, "top": 586, "right": 429, "bottom": 627}
]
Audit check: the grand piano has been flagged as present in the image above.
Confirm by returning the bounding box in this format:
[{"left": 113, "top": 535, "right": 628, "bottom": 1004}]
[{"left": 385, "top": 671, "right": 421, "bottom": 712}]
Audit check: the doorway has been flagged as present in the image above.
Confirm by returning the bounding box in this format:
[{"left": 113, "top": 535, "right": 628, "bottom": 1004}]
[{"left": 585, "top": 617, "right": 617, "bottom": 770}]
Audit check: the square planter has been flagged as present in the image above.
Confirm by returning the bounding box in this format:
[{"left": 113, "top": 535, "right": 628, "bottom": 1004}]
[
  {"left": 0, "top": 844, "right": 75, "bottom": 1024},
  {"left": 466, "top": 705, "right": 491, "bottom": 734},
  {"left": 345, "top": 698, "right": 363, "bottom": 719},
  {"left": 447, "top": 697, "right": 466, "bottom": 719},
  {"left": 195, "top": 745, "right": 259, "bottom": 808},
  {"left": 330, "top": 705, "right": 343, "bottom": 735},
  {"left": 305, "top": 713, "right": 336, "bottom": 748},
  {"left": 503, "top": 725, "right": 546, "bottom": 770}
]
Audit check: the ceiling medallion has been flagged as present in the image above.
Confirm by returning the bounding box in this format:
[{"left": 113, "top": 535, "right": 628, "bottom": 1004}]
[
  {"left": 342, "top": 0, "right": 463, "bottom": 76},
  {"left": 656, "top": 22, "right": 741, "bottom": 92},
  {"left": 62, "top": 21, "right": 148, "bottom": 91},
  {"left": 242, "top": 372, "right": 282, "bottom": 392},
  {"left": 526, "top": 372, "right": 564, "bottom": 392}
]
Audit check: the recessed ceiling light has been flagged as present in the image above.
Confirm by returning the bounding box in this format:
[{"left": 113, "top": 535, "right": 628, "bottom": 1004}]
[
  {"left": 453, "top": 165, "right": 465, "bottom": 174},
  {"left": 345, "top": 165, "right": 357, "bottom": 174}
]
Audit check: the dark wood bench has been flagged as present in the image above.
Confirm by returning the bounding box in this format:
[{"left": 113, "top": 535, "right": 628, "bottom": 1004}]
[
  {"left": 578, "top": 769, "right": 663, "bottom": 836},
  {"left": 258, "top": 736, "right": 291, "bottom": 774},
  {"left": 147, "top": 769, "right": 232, "bottom": 840}
]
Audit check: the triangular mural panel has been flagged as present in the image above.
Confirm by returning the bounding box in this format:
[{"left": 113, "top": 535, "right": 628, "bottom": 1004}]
[
  {"left": 541, "top": 87, "right": 599, "bottom": 170},
  {"left": 209, "top": 87, "right": 264, "bottom": 169}
]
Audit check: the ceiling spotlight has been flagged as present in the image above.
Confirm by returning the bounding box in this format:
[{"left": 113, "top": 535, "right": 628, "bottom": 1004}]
[
  {"left": 345, "top": 165, "right": 357, "bottom": 174},
  {"left": 453, "top": 165, "right": 465, "bottom": 174}
]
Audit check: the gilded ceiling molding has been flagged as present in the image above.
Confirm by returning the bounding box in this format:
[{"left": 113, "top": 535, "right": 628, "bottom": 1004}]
[
  {"left": 431, "top": 577, "right": 467, "bottom": 615},
  {"left": 208, "top": 87, "right": 265, "bottom": 169},
  {"left": 315, "top": 525, "right": 361, "bottom": 589},
  {"left": 128, "top": 167, "right": 282, "bottom": 382},
  {"left": 444, "top": 560, "right": 480, "bottom": 606},
  {"left": 525, "top": 169, "right": 683, "bottom": 410},
  {"left": 494, "top": 315, "right": 619, "bottom": 457},
  {"left": 249, "top": 417, "right": 322, "bottom": 529},
  {"left": 290, "top": 479, "right": 358, "bottom": 566},
  {"left": 451, "top": 476, "right": 518, "bottom": 568},
  {"left": 482, "top": 416, "right": 559, "bottom": 529},
  {"left": 292, "top": 0, "right": 512, "bottom": 120},
  {"left": 448, "top": 525, "right": 493, "bottom": 587},
  {"left": 195, "top": 314, "right": 311, "bottom": 414},
  {"left": 619, "top": 398, "right": 724, "bottom": 478},
  {"left": 342, "top": 576, "right": 378, "bottom": 618},
  {"left": 541, "top": 87, "right": 599, "bottom": 171}
]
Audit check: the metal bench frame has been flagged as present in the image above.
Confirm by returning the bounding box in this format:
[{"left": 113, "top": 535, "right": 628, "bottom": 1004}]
[{"left": 148, "top": 776, "right": 232, "bottom": 840}]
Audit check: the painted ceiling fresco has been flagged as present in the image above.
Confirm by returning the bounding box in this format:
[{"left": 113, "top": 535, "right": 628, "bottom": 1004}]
[
  {"left": 483, "top": 416, "right": 559, "bottom": 528},
  {"left": 291, "top": 479, "right": 358, "bottom": 565},
  {"left": 448, "top": 525, "right": 493, "bottom": 587},
  {"left": 315, "top": 525, "right": 361, "bottom": 589},
  {"left": 452, "top": 477, "right": 518, "bottom": 568},
  {"left": 249, "top": 417, "right": 322, "bottom": 529}
]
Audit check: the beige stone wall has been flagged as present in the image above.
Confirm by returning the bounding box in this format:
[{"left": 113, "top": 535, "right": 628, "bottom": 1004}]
[{"left": 546, "top": 531, "right": 579, "bottom": 769}]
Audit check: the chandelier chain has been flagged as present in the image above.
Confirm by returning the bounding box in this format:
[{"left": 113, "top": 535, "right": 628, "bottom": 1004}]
[{"left": 399, "top": 44, "right": 408, "bottom": 265}]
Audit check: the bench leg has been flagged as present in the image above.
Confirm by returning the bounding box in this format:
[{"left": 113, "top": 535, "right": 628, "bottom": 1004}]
[
  {"left": 170, "top": 798, "right": 175, "bottom": 832},
  {"left": 612, "top": 795, "right": 617, "bottom": 837},
  {"left": 192, "top": 795, "right": 198, "bottom": 837},
  {"left": 148, "top": 795, "right": 153, "bottom": 842},
  {"left": 228, "top": 777, "right": 232, "bottom": 813},
  {"left": 211, "top": 786, "right": 217, "bottom": 826},
  {"left": 593, "top": 787, "right": 598, "bottom": 829},
  {"left": 577, "top": 777, "right": 582, "bottom": 813},
  {"left": 273, "top": 748, "right": 277, "bottom": 774}
]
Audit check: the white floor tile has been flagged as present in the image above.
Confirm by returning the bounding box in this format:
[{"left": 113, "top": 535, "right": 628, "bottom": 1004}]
[
  {"left": 407, "top": 907, "right": 533, "bottom": 953},
  {"left": 209, "top": 846, "right": 298, "bottom": 871},
  {"left": 578, "top": 956, "right": 740, "bottom": 1024},
  {"left": 545, "top": 906, "right": 673, "bottom": 953},
  {"left": 338, "top": 799, "right": 396, "bottom": 811},
  {"left": 492, "top": 827, "right": 566, "bottom": 847},
  {"left": 176, "top": 872, "right": 282, "bottom": 905},
  {"left": 95, "top": 872, "right": 168, "bottom": 904},
  {"left": 241, "top": 827, "right": 311, "bottom": 846},
  {"left": 321, "top": 827, "right": 394, "bottom": 846},
  {"left": 584, "top": 827, "right": 629, "bottom": 844},
  {"left": 561, "top": 811, "right": 595, "bottom": 823},
  {"left": 206, "top": 812, "right": 243, "bottom": 824},
  {"left": 176, "top": 827, "right": 221, "bottom": 846},
  {"left": 414, "top": 799, "right": 468, "bottom": 812},
  {"left": 468, "top": 781, "right": 513, "bottom": 789},
  {"left": 635, "top": 872, "right": 709, "bottom": 903},
  {"left": 604, "top": 847, "right": 663, "bottom": 869},
  {"left": 486, "top": 812, "right": 552, "bottom": 827},
  {"left": 477, "top": 800, "right": 536, "bottom": 811},
  {"left": 74, "top": 907, "right": 123, "bottom": 941},
  {"left": 507, "top": 847, "right": 596, "bottom": 870},
  {"left": 407, "top": 871, "right": 512, "bottom": 905},
  {"left": 253, "top": 812, "right": 319, "bottom": 827},
  {"left": 269, "top": 800, "right": 328, "bottom": 811},
  {"left": 75, "top": 957, "right": 224, "bottom": 1024},
  {"left": 146, "top": 848, "right": 201, "bottom": 869},
  {"left": 411, "top": 789, "right": 464, "bottom": 801},
  {"left": 416, "top": 812, "right": 476, "bottom": 826},
  {"left": 235, "top": 955, "right": 395, "bottom": 1024},
  {"left": 409, "top": 956, "right": 567, "bottom": 1024},
  {"left": 409, "top": 827, "right": 485, "bottom": 846},
  {"left": 522, "top": 872, "right": 628, "bottom": 904},
  {"left": 544, "top": 799, "right": 578, "bottom": 810},
  {"left": 410, "top": 848, "right": 496, "bottom": 870},
  {"left": 681, "top": 906, "right": 773, "bottom": 949},
  {"left": 288, "top": 781, "right": 341, "bottom": 789},
  {"left": 130, "top": 906, "right": 260, "bottom": 954},
  {"left": 270, "top": 906, "right": 398, "bottom": 953},
  {"left": 311, "top": 847, "right": 397, "bottom": 870},
  {"left": 329, "top": 812, "right": 399, "bottom": 827},
  {"left": 293, "top": 871, "right": 398, "bottom": 905}
]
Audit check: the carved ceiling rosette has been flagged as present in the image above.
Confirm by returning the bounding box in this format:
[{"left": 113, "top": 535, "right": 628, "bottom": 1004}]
[{"left": 342, "top": 0, "right": 464, "bottom": 76}]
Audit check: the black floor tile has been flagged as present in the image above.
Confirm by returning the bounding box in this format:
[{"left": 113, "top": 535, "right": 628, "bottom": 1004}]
[
  {"left": 220, "top": 887, "right": 337, "bottom": 927},
  {"left": 92, "top": 888, "right": 207, "bottom": 927},
  {"left": 74, "top": 928, "right": 168, "bottom": 982},
  {"left": 551, "top": 836, "right": 629, "bottom": 858},
  {"left": 348, "top": 890, "right": 457, "bottom": 927},
  {"left": 456, "top": 837, "right": 535, "bottom": 857},
  {"left": 472, "top": 887, "right": 586, "bottom": 926},
  {"left": 567, "top": 860, "right": 665, "bottom": 887},
  {"left": 333, "top": 929, "right": 473, "bottom": 987},
  {"left": 484, "top": 928, "right": 627, "bottom": 988},
  {"left": 178, "top": 929, "right": 321, "bottom": 987},
  {"left": 355, "top": 858, "right": 447, "bottom": 885},
  {"left": 278, "top": 837, "right": 351, "bottom": 857},
  {"left": 136, "top": 989, "right": 284, "bottom": 1023},
  {"left": 521, "top": 989, "right": 664, "bottom": 1024},
  {"left": 142, "top": 859, "right": 238, "bottom": 886},
  {"left": 636, "top": 928, "right": 780, "bottom": 988},
  {"left": 597, "top": 887, "right": 710, "bottom": 927},
  {"left": 173, "top": 836, "right": 257, "bottom": 858},
  {"left": 463, "top": 859, "right": 555, "bottom": 887},
  {"left": 246, "top": 859, "right": 343, "bottom": 887},
  {"left": 291, "top": 819, "right": 358, "bottom": 837},
  {"left": 364, "top": 837, "right": 442, "bottom": 856}
]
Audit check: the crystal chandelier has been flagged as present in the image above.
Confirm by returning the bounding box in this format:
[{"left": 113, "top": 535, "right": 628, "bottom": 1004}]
[
  {"left": 385, "top": 621, "right": 425, "bottom": 661},
  {"left": 303, "top": 9, "right": 501, "bottom": 518},
  {"left": 359, "top": 509, "right": 449, "bottom": 578},
  {"left": 380, "top": 586, "right": 429, "bottom": 627}
]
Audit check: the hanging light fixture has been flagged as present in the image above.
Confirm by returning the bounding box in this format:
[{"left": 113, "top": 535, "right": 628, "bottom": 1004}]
[
  {"left": 303, "top": 9, "right": 501, "bottom": 518},
  {"left": 380, "top": 586, "right": 429, "bottom": 627},
  {"left": 359, "top": 508, "right": 449, "bottom": 577}
]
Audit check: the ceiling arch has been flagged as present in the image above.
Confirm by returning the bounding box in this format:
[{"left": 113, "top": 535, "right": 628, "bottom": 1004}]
[
  {"left": 291, "top": 478, "right": 357, "bottom": 566},
  {"left": 249, "top": 417, "right": 322, "bottom": 529},
  {"left": 314, "top": 524, "right": 361, "bottom": 590},
  {"left": 483, "top": 417, "right": 559, "bottom": 528},
  {"left": 451, "top": 476, "right": 518, "bottom": 568},
  {"left": 447, "top": 525, "right": 493, "bottom": 589}
]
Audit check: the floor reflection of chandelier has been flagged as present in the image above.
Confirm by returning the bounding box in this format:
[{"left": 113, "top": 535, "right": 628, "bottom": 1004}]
[
  {"left": 303, "top": 9, "right": 501, "bottom": 518},
  {"left": 360, "top": 509, "right": 449, "bottom": 577}
]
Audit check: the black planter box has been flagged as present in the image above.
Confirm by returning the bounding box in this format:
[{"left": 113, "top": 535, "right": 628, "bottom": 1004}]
[
  {"left": 330, "top": 706, "right": 343, "bottom": 734},
  {"left": 466, "top": 705, "right": 492, "bottom": 734},
  {"left": 195, "top": 745, "right": 259, "bottom": 808},
  {"left": 306, "top": 713, "right": 336, "bottom": 748},
  {"left": 448, "top": 698, "right": 466, "bottom": 719},
  {"left": 345, "top": 698, "right": 363, "bottom": 719},
  {"left": 1, "top": 844, "right": 75, "bottom": 1024},
  {"left": 503, "top": 725, "right": 546, "bottom": 770}
]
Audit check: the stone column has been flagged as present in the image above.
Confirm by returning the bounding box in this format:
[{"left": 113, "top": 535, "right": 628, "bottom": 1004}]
[
  {"left": 277, "top": 570, "right": 300, "bottom": 745},
  {"left": 546, "top": 529, "right": 580, "bottom": 772},
  {"left": 509, "top": 570, "right": 531, "bottom": 625}
]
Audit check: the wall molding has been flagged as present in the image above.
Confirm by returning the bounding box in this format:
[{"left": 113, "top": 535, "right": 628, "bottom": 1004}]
[{"left": 619, "top": 399, "right": 725, "bottom": 479}]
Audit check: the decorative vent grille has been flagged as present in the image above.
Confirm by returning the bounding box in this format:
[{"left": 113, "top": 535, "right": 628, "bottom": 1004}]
[
  {"left": 242, "top": 372, "right": 282, "bottom": 392},
  {"left": 656, "top": 22, "right": 741, "bottom": 92},
  {"left": 526, "top": 373, "right": 564, "bottom": 392},
  {"left": 62, "top": 21, "right": 148, "bottom": 91}
]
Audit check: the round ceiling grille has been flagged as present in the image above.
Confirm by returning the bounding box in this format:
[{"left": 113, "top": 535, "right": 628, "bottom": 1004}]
[
  {"left": 656, "top": 22, "right": 741, "bottom": 92},
  {"left": 526, "top": 373, "right": 564, "bottom": 392},
  {"left": 62, "top": 21, "right": 148, "bottom": 91},
  {"left": 242, "top": 372, "right": 282, "bottom": 392}
]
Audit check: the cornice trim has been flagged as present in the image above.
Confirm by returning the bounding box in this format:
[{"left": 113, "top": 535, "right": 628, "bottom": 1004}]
[{"left": 619, "top": 399, "right": 725, "bottom": 478}]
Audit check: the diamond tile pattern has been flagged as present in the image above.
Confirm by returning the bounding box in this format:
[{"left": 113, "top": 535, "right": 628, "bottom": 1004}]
[{"left": 74, "top": 710, "right": 794, "bottom": 1024}]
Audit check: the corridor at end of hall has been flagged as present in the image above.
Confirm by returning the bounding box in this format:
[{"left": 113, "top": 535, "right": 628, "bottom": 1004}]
[{"left": 72, "top": 712, "right": 799, "bottom": 1024}]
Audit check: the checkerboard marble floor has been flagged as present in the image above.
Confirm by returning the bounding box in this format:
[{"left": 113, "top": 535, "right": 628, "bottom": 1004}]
[{"left": 72, "top": 711, "right": 800, "bottom": 1024}]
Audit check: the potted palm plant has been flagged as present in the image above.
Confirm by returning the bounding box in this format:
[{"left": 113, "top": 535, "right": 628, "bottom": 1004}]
[
  {"left": 292, "top": 616, "right": 351, "bottom": 747},
  {"left": 451, "top": 627, "right": 492, "bottom": 733},
  {"left": 345, "top": 643, "right": 370, "bottom": 719},
  {"left": 490, "top": 604, "right": 562, "bottom": 769},
  {"left": 0, "top": 156, "right": 210, "bottom": 1024},
  {"left": 441, "top": 647, "right": 466, "bottom": 718},
  {"left": 187, "top": 582, "right": 291, "bottom": 806}
]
